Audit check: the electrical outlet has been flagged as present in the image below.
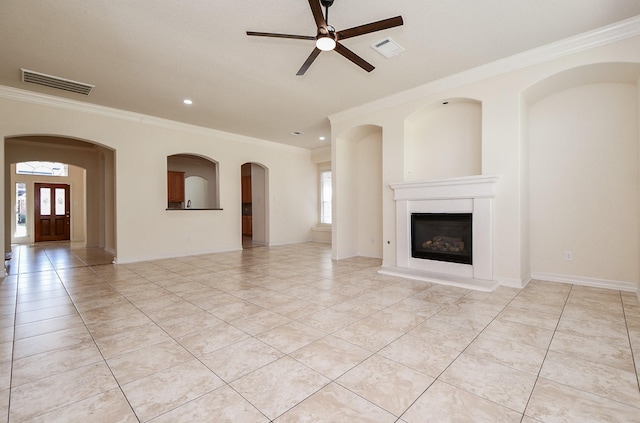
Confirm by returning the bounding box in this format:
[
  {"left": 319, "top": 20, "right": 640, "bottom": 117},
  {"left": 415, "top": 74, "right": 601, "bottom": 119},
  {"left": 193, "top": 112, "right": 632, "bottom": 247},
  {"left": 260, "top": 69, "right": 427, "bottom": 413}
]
[{"left": 564, "top": 251, "right": 573, "bottom": 260}]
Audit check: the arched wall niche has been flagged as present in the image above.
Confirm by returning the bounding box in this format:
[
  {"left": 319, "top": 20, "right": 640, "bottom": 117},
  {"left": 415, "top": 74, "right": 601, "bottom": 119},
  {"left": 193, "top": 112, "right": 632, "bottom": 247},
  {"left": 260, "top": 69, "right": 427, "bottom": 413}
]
[
  {"left": 523, "top": 62, "right": 640, "bottom": 106},
  {"left": 167, "top": 153, "right": 219, "bottom": 209},
  {"left": 404, "top": 98, "right": 482, "bottom": 181},
  {"left": 334, "top": 124, "right": 383, "bottom": 259},
  {"left": 4, "top": 135, "right": 116, "bottom": 254},
  {"left": 524, "top": 62, "right": 640, "bottom": 286}
]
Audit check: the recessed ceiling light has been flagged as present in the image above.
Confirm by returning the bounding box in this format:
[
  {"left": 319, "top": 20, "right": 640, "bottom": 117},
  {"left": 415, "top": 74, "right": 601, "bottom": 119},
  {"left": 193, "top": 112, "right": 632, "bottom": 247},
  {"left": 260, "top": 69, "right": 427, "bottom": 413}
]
[
  {"left": 291, "top": 131, "right": 304, "bottom": 136},
  {"left": 183, "top": 99, "right": 193, "bottom": 105},
  {"left": 319, "top": 136, "right": 326, "bottom": 141}
]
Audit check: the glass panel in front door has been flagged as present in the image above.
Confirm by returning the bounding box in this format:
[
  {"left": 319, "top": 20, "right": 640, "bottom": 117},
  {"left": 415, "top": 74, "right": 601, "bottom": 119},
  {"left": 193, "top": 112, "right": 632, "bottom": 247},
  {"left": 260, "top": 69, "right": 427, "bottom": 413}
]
[
  {"left": 55, "top": 188, "right": 66, "bottom": 215},
  {"left": 40, "top": 187, "right": 51, "bottom": 216}
]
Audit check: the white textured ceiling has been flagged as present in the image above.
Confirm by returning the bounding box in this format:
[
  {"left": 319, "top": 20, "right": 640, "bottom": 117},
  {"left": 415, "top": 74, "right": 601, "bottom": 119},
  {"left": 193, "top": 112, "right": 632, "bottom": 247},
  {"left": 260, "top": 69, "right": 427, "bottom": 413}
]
[{"left": 1, "top": 1, "right": 640, "bottom": 149}]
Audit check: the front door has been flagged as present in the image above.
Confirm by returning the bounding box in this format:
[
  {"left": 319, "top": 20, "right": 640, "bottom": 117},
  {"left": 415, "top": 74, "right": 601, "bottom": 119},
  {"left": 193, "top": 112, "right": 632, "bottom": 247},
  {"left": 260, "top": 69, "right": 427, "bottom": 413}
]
[{"left": 34, "top": 183, "right": 70, "bottom": 242}]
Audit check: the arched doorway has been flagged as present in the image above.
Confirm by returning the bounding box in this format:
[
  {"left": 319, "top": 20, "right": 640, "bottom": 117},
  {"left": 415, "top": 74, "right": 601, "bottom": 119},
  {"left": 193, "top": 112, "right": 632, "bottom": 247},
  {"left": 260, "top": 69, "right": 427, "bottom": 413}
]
[
  {"left": 4, "top": 136, "right": 116, "bottom": 255},
  {"left": 241, "top": 162, "right": 268, "bottom": 248}
]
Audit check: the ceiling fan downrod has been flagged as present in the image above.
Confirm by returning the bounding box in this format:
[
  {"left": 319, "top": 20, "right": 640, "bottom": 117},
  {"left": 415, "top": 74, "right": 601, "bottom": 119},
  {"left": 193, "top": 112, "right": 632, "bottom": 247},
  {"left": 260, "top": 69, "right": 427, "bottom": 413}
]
[{"left": 320, "top": 0, "right": 334, "bottom": 25}]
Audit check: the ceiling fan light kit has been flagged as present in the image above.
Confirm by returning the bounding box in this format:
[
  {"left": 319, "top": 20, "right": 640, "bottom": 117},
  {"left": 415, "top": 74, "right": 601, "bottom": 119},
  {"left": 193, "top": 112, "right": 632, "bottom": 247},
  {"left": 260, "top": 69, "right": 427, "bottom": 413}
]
[
  {"left": 247, "top": 0, "right": 403, "bottom": 75},
  {"left": 316, "top": 35, "right": 336, "bottom": 51}
]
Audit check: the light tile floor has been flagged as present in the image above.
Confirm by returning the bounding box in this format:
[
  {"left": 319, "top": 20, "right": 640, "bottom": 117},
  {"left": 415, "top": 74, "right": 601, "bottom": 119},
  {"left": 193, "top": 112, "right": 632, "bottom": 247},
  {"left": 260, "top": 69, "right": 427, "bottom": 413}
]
[{"left": 1, "top": 242, "right": 639, "bottom": 422}]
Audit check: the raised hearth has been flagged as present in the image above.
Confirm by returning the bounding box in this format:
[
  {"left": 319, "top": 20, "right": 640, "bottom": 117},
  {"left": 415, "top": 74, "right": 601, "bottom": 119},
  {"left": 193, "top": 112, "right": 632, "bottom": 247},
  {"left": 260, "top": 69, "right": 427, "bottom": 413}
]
[{"left": 380, "top": 175, "right": 499, "bottom": 291}]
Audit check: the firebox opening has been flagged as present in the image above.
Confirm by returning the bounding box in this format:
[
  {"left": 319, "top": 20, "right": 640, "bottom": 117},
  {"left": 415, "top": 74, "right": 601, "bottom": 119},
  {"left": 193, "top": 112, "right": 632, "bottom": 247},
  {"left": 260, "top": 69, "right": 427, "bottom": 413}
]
[{"left": 411, "top": 213, "right": 472, "bottom": 265}]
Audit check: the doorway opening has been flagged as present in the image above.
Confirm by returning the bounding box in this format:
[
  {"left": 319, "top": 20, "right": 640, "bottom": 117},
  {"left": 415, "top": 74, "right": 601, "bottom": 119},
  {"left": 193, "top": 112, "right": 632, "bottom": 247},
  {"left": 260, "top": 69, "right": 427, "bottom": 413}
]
[
  {"left": 241, "top": 163, "right": 269, "bottom": 249},
  {"left": 5, "top": 136, "right": 116, "bottom": 258}
]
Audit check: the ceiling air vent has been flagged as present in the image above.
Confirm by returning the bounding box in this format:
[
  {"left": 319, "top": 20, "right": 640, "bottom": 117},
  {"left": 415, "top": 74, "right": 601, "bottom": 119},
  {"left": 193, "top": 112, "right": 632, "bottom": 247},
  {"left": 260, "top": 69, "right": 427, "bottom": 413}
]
[
  {"left": 371, "top": 37, "right": 405, "bottom": 58},
  {"left": 21, "top": 69, "right": 94, "bottom": 95}
]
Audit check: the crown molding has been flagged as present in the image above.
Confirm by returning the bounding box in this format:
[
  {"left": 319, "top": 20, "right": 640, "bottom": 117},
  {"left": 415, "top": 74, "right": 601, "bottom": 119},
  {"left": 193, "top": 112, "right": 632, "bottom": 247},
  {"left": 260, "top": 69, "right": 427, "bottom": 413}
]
[
  {"left": 330, "top": 15, "right": 640, "bottom": 125},
  {"left": 0, "top": 85, "right": 310, "bottom": 155}
]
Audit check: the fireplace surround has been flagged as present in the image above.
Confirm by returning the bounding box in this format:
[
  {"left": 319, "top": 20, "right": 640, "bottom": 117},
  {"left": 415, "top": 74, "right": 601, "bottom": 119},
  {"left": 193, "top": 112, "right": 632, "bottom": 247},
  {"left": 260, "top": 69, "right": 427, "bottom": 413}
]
[{"left": 381, "top": 175, "right": 499, "bottom": 291}]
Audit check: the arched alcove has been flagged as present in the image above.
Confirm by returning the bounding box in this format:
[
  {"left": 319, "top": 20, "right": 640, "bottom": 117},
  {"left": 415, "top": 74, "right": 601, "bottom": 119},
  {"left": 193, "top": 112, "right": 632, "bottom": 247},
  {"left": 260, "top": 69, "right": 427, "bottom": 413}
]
[
  {"left": 524, "top": 62, "right": 640, "bottom": 286},
  {"left": 4, "top": 135, "right": 116, "bottom": 254},
  {"left": 404, "top": 99, "right": 482, "bottom": 181},
  {"left": 334, "top": 124, "right": 383, "bottom": 259}
]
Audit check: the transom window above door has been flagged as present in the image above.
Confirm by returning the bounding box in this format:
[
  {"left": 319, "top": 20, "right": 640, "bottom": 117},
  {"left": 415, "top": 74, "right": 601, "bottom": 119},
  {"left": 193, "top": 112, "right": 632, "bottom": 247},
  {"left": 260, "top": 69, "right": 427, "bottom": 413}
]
[{"left": 16, "top": 161, "right": 69, "bottom": 177}]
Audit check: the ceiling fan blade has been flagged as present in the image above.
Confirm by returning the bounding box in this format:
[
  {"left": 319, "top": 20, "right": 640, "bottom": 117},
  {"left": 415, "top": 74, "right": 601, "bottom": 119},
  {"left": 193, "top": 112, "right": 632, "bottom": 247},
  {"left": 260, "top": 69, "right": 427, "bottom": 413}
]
[
  {"left": 297, "top": 48, "right": 322, "bottom": 76},
  {"left": 246, "top": 31, "right": 315, "bottom": 41},
  {"left": 334, "top": 43, "right": 374, "bottom": 72},
  {"left": 337, "top": 16, "right": 403, "bottom": 40},
  {"left": 308, "top": 0, "right": 327, "bottom": 29}
]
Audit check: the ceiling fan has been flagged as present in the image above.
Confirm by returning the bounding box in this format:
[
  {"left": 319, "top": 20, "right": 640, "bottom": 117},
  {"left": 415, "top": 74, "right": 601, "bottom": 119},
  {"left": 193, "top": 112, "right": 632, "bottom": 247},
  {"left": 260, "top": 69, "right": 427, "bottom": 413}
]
[{"left": 247, "top": 0, "right": 403, "bottom": 76}]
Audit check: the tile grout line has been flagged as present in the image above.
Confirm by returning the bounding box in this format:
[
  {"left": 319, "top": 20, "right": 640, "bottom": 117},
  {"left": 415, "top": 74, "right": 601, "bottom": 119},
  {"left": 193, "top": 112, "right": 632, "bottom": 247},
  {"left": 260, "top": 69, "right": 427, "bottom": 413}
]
[
  {"left": 6, "top": 245, "right": 21, "bottom": 423},
  {"left": 99, "top": 262, "right": 281, "bottom": 422},
  {"left": 34, "top": 245, "right": 141, "bottom": 422},
  {"left": 6, "top": 244, "right": 639, "bottom": 421},
  {"left": 620, "top": 290, "right": 640, "bottom": 395},
  {"left": 518, "top": 283, "right": 573, "bottom": 422}
]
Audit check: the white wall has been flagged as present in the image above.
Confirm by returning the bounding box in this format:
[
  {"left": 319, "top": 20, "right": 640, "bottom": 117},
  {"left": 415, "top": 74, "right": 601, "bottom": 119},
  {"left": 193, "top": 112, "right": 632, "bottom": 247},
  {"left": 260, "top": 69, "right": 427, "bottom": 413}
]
[
  {"left": 356, "top": 132, "right": 383, "bottom": 258},
  {"left": 405, "top": 101, "right": 482, "bottom": 181},
  {"left": 529, "top": 82, "right": 639, "bottom": 286},
  {"left": 333, "top": 126, "right": 383, "bottom": 259},
  {"left": 333, "top": 131, "right": 359, "bottom": 258},
  {"left": 0, "top": 90, "right": 316, "bottom": 263}
]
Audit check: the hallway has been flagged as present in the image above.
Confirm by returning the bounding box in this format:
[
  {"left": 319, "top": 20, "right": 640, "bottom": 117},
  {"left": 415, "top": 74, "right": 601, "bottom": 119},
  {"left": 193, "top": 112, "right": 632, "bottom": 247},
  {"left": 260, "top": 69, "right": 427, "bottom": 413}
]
[{"left": 5, "top": 243, "right": 114, "bottom": 276}]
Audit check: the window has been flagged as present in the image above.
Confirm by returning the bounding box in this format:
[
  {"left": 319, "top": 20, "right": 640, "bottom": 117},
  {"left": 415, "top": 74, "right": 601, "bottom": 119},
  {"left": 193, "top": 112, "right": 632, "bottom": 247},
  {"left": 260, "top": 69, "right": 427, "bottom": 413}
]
[
  {"left": 16, "top": 161, "right": 68, "bottom": 176},
  {"left": 15, "top": 183, "right": 27, "bottom": 237},
  {"left": 320, "top": 169, "right": 332, "bottom": 225}
]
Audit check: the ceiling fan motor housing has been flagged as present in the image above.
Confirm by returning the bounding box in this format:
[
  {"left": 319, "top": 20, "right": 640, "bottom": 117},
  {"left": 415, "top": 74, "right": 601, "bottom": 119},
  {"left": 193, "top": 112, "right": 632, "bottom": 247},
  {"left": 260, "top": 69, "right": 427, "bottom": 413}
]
[{"left": 320, "top": 0, "right": 335, "bottom": 7}]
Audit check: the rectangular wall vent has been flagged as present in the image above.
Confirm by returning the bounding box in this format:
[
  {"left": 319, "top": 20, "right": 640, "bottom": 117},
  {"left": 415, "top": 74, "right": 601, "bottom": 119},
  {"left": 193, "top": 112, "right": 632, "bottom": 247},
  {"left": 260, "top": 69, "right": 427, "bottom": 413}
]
[
  {"left": 21, "top": 69, "right": 94, "bottom": 95},
  {"left": 371, "top": 37, "right": 405, "bottom": 58}
]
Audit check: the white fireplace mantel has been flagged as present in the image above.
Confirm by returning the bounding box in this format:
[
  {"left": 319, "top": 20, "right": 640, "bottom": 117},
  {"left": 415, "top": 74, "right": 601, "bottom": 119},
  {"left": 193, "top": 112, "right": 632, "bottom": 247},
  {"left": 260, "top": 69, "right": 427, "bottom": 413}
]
[
  {"left": 381, "top": 175, "right": 500, "bottom": 292},
  {"left": 390, "top": 175, "right": 500, "bottom": 201}
]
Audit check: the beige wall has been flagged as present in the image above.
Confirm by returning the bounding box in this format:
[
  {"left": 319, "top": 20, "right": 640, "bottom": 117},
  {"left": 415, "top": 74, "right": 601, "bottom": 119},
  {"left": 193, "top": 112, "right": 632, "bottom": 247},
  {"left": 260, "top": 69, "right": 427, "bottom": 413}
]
[{"left": 0, "top": 92, "right": 317, "bottom": 263}]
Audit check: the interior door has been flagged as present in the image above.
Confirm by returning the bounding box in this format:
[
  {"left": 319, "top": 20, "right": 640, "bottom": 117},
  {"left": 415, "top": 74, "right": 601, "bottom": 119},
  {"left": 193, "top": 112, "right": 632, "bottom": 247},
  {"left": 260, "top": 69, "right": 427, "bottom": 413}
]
[{"left": 34, "top": 183, "right": 70, "bottom": 242}]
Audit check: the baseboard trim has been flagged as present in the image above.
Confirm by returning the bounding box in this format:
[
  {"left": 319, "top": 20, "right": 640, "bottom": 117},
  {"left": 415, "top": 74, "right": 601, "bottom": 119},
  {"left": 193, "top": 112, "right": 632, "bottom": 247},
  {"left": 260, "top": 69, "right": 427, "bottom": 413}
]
[
  {"left": 531, "top": 272, "right": 638, "bottom": 292},
  {"left": 498, "top": 275, "right": 532, "bottom": 289},
  {"left": 114, "top": 246, "right": 242, "bottom": 264}
]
